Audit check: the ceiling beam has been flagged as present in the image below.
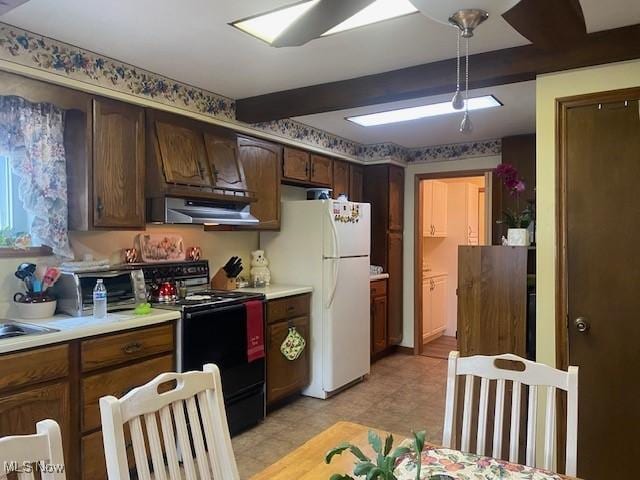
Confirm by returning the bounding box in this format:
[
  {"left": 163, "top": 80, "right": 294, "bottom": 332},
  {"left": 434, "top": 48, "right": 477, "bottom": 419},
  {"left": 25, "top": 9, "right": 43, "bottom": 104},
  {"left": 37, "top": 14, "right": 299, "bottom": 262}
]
[{"left": 236, "top": 24, "right": 640, "bottom": 123}]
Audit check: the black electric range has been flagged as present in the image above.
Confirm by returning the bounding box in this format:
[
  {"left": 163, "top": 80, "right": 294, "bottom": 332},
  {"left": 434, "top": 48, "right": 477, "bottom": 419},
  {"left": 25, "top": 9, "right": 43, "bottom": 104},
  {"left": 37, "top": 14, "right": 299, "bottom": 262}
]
[{"left": 130, "top": 260, "right": 266, "bottom": 435}]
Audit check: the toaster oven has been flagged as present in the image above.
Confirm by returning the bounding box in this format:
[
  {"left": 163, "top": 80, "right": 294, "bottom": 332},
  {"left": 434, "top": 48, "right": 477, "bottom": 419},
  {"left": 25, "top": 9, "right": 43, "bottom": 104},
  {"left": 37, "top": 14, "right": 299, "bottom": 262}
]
[{"left": 53, "top": 269, "right": 145, "bottom": 316}]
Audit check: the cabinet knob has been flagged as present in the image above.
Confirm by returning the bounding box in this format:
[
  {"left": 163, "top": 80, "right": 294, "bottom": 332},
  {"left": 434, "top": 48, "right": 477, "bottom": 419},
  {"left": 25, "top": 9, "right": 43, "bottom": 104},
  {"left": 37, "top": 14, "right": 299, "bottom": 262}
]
[
  {"left": 574, "top": 317, "right": 590, "bottom": 333},
  {"left": 96, "top": 197, "right": 104, "bottom": 218}
]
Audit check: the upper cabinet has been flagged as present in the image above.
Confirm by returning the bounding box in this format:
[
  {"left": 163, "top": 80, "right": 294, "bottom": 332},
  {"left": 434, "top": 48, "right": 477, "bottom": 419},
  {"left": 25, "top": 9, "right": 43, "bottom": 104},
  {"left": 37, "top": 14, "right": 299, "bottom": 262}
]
[
  {"left": 309, "top": 154, "right": 332, "bottom": 186},
  {"left": 423, "top": 180, "right": 448, "bottom": 237},
  {"left": 203, "top": 132, "right": 246, "bottom": 191},
  {"left": 237, "top": 136, "right": 282, "bottom": 230},
  {"left": 92, "top": 98, "right": 145, "bottom": 229},
  {"left": 332, "top": 160, "right": 350, "bottom": 199},
  {"left": 388, "top": 166, "right": 404, "bottom": 232},
  {"left": 282, "top": 147, "right": 310, "bottom": 183},
  {"left": 349, "top": 164, "right": 364, "bottom": 203}
]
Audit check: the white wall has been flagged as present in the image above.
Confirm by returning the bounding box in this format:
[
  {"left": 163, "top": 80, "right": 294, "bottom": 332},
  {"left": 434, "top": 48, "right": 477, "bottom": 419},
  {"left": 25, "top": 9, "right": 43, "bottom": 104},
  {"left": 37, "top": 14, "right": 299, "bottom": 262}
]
[
  {"left": 401, "top": 155, "right": 501, "bottom": 348},
  {"left": 0, "top": 226, "right": 258, "bottom": 316}
]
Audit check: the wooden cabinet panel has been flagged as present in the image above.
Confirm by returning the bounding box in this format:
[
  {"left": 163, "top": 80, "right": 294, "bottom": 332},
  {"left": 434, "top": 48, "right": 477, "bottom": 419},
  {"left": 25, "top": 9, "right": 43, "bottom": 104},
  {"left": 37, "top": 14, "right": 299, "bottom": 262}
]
[
  {"left": 369, "top": 279, "right": 387, "bottom": 297},
  {"left": 92, "top": 98, "right": 145, "bottom": 228},
  {"left": 154, "top": 118, "right": 212, "bottom": 187},
  {"left": 310, "top": 154, "right": 333, "bottom": 186},
  {"left": 203, "top": 132, "right": 246, "bottom": 190},
  {"left": 387, "top": 232, "right": 403, "bottom": 345},
  {"left": 81, "top": 324, "right": 174, "bottom": 372},
  {"left": 283, "top": 147, "right": 310, "bottom": 182},
  {"left": 431, "top": 276, "right": 447, "bottom": 333},
  {"left": 0, "top": 344, "right": 68, "bottom": 392},
  {"left": 467, "top": 183, "right": 479, "bottom": 245},
  {"left": 422, "top": 278, "right": 432, "bottom": 342},
  {"left": 266, "top": 316, "right": 310, "bottom": 405},
  {"left": 0, "top": 382, "right": 70, "bottom": 467},
  {"left": 388, "top": 165, "right": 404, "bottom": 232},
  {"left": 238, "top": 136, "right": 282, "bottom": 230},
  {"left": 267, "top": 294, "right": 311, "bottom": 324},
  {"left": 82, "top": 425, "right": 137, "bottom": 480},
  {"left": 332, "top": 160, "right": 350, "bottom": 199},
  {"left": 423, "top": 180, "right": 448, "bottom": 237},
  {"left": 371, "top": 293, "right": 388, "bottom": 355},
  {"left": 349, "top": 164, "right": 364, "bottom": 202},
  {"left": 82, "top": 354, "right": 173, "bottom": 432}
]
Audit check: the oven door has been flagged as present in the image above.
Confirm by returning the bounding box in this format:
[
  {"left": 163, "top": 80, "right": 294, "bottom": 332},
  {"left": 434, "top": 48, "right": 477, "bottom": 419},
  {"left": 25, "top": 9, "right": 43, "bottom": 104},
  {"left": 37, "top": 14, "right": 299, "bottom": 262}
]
[{"left": 181, "top": 303, "right": 265, "bottom": 400}]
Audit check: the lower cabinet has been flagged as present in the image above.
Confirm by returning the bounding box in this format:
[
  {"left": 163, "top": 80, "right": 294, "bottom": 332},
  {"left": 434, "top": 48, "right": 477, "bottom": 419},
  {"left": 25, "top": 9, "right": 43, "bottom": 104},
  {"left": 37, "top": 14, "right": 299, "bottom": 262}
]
[
  {"left": 370, "top": 279, "right": 388, "bottom": 357},
  {"left": 265, "top": 294, "right": 311, "bottom": 406},
  {"left": 422, "top": 273, "right": 448, "bottom": 343}
]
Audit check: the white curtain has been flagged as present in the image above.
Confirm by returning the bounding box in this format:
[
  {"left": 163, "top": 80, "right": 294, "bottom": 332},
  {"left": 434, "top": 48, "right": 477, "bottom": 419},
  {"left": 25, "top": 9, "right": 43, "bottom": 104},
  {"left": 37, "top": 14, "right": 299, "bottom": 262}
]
[{"left": 0, "top": 96, "right": 72, "bottom": 258}]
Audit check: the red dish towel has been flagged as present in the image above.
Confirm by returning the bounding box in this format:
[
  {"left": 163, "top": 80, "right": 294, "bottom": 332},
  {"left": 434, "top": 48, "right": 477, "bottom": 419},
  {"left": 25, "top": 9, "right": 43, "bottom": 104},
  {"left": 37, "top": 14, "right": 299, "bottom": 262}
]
[{"left": 245, "top": 300, "right": 265, "bottom": 362}]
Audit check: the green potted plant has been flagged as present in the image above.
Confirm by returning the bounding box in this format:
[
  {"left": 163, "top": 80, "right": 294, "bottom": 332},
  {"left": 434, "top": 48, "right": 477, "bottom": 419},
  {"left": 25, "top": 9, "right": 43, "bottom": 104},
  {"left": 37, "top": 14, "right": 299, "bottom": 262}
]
[
  {"left": 326, "top": 430, "right": 442, "bottom": 480},
  {"left": 494, "top": 163, "right": 532, "bottom": 246}
]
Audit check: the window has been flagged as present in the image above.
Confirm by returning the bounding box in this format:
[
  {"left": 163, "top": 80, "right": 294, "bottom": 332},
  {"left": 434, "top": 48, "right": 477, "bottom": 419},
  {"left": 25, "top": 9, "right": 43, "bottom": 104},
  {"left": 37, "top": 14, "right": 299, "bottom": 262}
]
[{"left": 0, "top": 155, "right": 40, "bottom": 249}]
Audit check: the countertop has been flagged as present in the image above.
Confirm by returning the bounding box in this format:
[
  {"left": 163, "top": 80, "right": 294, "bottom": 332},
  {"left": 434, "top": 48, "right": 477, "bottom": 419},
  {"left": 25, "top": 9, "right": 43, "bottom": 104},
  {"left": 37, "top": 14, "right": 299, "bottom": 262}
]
[
  {"left": 370, "top": 273, "right": 389, "bottom": 281},
  {"left": 0, "top": 309, "right": 181, "bottom": 354},
  {"left": 235, "top": 284, "right": 313, "bottom": 300}
]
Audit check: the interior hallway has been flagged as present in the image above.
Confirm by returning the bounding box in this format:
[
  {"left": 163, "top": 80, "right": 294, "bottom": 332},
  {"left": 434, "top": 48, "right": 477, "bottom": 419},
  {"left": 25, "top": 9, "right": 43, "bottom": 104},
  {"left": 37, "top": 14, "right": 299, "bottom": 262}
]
[
  {"left": 421, "top": 335, "right": 457, "bottom": 360},
  {"left": 232, "top": 353, "right": 448, "bottom": 479}
]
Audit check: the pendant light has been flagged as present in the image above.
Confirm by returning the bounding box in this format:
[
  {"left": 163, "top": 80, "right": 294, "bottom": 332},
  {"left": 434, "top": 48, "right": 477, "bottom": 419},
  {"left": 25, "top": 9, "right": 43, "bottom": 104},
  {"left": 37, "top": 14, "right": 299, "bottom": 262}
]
[
  {"left": 451, "top": 33, "right": 464, "bottom": 110},
  {"left": 459, "top": 36, "right": 473, "bottom": 133}
]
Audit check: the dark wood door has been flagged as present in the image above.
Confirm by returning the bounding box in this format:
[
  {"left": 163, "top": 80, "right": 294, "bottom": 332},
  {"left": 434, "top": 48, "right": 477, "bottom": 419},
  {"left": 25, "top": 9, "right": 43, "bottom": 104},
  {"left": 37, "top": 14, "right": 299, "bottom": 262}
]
[
  {"left": 238, "top": 137, "right": 282, "bottom": 230},
  {"left": 266, "top": 317, "right": 310, "bottom": 405},
  {"left": 562, "top": 92, "right": 640, "bottom": 479},
  {"left": 203, "top": 133, "right": 246, "bottom": 191},
  {"left": 283, "top": 147, "right": 310, "bottom": 182},
  {"left": 371, "top": 294, "right": 388, "bottom": 355},
  {"left": 92, "top": 98, "right": 145, "bottom": 228},
  {"left": 388, "top": 165, "right": 404, "bottom": 232},
  {"left": 310, "top": 154, "right": 333, "bottom": 186},
  {"left": 154, "top": 117, "right": 212, "bottom": 187},
  {"left": 349, "top": 164, "right": 364, "bottom": 202},
  {"left": 387, "top": 231, "right": 403, "bottom": 345},
  {"left": 0, "top": 382, "right": 71, "bottom": 470},
  {"left": 332, "top": 160, "right": 350, "bottom": 199}
]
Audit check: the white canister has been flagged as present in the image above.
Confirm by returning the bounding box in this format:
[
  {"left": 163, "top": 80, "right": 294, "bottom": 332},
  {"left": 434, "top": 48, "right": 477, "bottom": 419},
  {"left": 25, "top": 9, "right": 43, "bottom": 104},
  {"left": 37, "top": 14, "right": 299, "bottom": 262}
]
[{"left": 507, "top": 228, "right": 530, "bottom": 246}]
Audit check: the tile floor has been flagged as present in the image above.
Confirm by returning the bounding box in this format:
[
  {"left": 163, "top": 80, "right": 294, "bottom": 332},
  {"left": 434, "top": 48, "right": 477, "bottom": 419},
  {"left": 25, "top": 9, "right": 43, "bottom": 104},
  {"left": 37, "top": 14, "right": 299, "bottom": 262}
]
[{"left": 232, "top": 353, "right": 448, "bottom": 479}]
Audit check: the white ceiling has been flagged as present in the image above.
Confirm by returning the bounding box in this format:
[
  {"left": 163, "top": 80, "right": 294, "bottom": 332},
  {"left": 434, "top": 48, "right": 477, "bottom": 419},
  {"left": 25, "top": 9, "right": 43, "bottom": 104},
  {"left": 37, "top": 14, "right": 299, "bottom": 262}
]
[
  {"left": 295, "top": 81, "right": 536, "bottom": 148},
  {"left": 1, "top": 1, "right": 637, "bottom": 148}
]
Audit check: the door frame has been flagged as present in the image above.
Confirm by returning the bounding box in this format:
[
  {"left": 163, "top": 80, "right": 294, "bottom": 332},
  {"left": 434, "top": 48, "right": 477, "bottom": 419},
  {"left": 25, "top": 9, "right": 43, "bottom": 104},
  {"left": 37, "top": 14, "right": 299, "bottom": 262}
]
[
  {"left": 555, "top": 86, "right": 640, "bottom": 370},
  {"left": 413, "top": 169, "right": 493, "bottom": 355}
]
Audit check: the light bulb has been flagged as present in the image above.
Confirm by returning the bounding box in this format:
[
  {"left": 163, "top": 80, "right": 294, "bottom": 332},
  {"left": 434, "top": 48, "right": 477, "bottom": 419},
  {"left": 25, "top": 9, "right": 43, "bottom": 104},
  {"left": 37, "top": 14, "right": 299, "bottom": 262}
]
[
  {"left": 460, "top": 111, "right": 473, "bottom": 133},
  {"left": 451, "top": 90, "right": 465, "bottom": 110}
]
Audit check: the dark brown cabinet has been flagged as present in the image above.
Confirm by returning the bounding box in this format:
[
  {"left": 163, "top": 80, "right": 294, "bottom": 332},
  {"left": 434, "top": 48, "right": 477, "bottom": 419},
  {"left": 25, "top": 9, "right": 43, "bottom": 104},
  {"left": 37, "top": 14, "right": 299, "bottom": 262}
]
[
  {"left": 370, "top": 279, "right": 388, "bottom": 357},
  {"left": 310, "top": 154, "right": 333, "bottom": 186},
  {"left": 92, "top": 98, "right": 145, "bottom": 229},
  {"left": 349, "top": 164, "right": 364, "bottom": 202},
  {"left": 364, "top": 164, "right": 405, "bottom": 350},
  {"left": 238, "top": 136, "right": 282, "bottom": 230},
  {"left": 333, "top": 160, "right": 350, "bottom": 198},
  {"left": 204, "top": 132, "right": 246, "bottom": 191},
  {"left": 283, "top": 147, "right": 310, "bottom": 182},
  {"left": 266, "top": 294, "right": 311, "bottom": 406}
]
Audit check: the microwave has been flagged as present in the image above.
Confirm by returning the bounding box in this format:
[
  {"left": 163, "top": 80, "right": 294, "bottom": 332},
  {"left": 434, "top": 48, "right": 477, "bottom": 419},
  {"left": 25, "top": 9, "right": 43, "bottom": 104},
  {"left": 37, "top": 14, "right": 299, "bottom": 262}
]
[{"left": 53, "top": 269, "right": 145, "bottom": 316}]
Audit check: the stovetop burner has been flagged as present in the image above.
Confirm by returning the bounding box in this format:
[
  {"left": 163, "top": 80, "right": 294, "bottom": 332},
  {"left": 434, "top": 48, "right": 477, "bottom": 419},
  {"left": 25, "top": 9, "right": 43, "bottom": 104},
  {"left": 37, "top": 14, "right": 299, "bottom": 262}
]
[{"left": 151, "top": 289, "right": 263, "bottom": 310}]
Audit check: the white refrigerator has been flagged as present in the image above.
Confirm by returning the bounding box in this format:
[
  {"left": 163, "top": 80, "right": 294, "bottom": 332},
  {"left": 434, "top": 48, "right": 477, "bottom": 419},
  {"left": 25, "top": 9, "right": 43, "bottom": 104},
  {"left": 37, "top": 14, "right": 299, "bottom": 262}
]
[{"left": 261, "top": 200, "right": 371, "bottom": 399}]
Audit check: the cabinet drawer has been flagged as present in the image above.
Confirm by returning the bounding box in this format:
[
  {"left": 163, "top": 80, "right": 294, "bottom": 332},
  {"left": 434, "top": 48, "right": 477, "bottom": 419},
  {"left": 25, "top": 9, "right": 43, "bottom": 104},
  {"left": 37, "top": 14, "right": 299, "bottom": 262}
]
[
  {"left": 82, "top": 354, "right": 173, "bottom": 432},
  {"left": 0, "top": 344, "right": 68, "bottom": 392},
  {"left": 370, "top": 279, "right": 387, "bottom": 298},
  {"left": 81, "top": 323, "right": 173, "bottom": 372},
  {"left": 267, "top": 294, "right": 310, "bottom": 324}
]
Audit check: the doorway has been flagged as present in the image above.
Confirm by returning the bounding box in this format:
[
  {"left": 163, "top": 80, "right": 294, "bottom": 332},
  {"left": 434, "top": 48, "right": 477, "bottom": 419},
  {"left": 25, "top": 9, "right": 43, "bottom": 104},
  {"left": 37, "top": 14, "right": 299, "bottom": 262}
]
[
  {"left": 557, "top": 88, "right": 640, "bottom": 478},
  {"left": 415, "top": 171, "right": 492, "bottom": 358}
]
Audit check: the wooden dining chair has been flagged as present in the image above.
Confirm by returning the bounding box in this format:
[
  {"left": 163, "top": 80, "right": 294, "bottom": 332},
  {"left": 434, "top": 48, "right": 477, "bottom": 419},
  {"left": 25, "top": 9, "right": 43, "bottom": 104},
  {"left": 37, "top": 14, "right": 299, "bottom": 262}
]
[
  {"left": 0, "top": 419, "right": 66, "bottom": 480},
  {"left": 442, "top": 351, "right": 579, "bottom": 476},
  {"left": 100, "top": 363, "right": 240, "bottom": 480}
]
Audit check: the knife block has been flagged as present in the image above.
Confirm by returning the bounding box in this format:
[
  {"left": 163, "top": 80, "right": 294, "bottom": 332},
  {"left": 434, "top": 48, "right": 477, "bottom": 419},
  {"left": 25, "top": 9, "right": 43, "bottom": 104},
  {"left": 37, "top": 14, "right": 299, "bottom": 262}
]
[{"left": 211, "top": 268, "right": 237, "bottom": 291}]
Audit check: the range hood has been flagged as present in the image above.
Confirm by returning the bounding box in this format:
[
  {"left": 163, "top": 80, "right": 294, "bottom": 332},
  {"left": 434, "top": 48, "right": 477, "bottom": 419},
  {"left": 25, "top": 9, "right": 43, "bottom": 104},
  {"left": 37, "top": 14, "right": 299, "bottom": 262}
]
[{"left": 148, "top": 197, "right": 259, "bottom": 226}]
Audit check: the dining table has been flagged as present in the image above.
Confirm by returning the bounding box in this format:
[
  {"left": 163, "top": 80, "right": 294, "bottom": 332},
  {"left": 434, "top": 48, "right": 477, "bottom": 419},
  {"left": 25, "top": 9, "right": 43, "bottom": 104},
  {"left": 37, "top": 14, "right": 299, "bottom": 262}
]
[{"left": 250, "top": 421, "right": 578, "bottom": 480}]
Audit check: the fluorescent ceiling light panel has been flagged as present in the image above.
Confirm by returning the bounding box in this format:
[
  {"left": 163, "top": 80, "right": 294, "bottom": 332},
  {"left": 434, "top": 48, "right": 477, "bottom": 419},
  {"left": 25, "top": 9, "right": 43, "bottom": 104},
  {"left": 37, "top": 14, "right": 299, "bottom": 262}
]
[
  {"left": 322, "top": 0, "right": 418, "bottom": 36},
  {"left": 346, "top": 96, "right": 503, "bottom": 126},
  {"left": 232, "top": 0, "right": 320, "bottom": 44}
]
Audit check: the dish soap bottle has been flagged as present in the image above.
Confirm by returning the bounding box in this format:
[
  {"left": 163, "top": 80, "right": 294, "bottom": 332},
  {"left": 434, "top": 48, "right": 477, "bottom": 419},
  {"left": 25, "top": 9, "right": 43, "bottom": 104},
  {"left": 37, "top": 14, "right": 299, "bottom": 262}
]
[{"left": 93, "top": 279, "right": 107, "bottom": 319}]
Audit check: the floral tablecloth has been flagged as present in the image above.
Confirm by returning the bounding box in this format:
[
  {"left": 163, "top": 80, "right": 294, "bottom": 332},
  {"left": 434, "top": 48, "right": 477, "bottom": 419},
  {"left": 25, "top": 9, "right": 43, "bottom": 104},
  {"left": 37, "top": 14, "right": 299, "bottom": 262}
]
[{"left": 395, "top": 447, "right": 562, "bottom": 480}]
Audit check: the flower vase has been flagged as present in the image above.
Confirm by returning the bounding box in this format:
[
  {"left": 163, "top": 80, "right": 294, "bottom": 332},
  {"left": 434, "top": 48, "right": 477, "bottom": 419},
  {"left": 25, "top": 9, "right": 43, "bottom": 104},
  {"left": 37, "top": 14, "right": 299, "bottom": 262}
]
[{"left": 507, "top": 228, "right": 530, "bottom": 246}]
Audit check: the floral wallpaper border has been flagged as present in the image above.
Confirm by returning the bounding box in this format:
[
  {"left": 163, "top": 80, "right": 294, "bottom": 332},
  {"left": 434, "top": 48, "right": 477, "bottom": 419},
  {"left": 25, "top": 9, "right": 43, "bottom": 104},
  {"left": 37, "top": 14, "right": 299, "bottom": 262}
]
[{"left": 0, "top": 22, "right": 502, "bottom": 163}]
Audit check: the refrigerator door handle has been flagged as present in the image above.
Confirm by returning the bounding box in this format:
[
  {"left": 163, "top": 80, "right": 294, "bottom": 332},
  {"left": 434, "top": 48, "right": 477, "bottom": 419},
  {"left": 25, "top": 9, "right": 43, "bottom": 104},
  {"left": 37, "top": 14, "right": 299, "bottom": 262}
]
[
  {"left": 327, "top": 257, "right": 340, "bottom": 308},
  {"left": 326, "top": 204, "right": 340, "bottom": 259}
]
